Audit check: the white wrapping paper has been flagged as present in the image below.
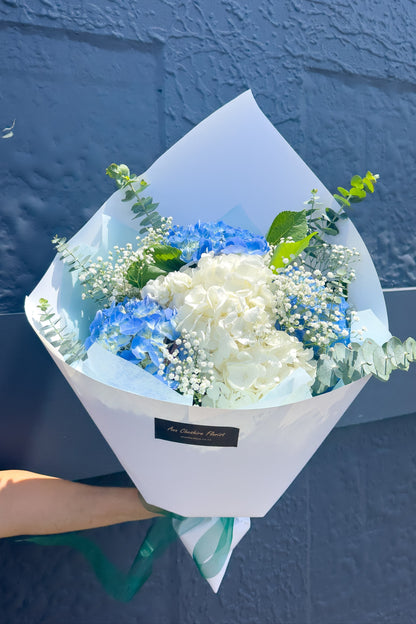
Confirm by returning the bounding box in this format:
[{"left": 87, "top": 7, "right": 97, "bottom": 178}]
[{"left": 25, "top": 91, "right": 388, "bottom": 519}]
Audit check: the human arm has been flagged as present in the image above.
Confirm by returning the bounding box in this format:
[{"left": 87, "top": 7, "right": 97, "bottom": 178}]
[{"left": 0, "top": 470, "right": 158, "bottom": 539}]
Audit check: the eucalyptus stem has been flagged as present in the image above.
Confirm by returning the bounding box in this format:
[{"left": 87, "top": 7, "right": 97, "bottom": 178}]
[{"left": 106, "top": 163, "right": 162, "bottom": 233}]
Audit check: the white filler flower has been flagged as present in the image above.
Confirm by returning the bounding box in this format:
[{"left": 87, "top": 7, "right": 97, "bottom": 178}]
[{"left": 143, "top": 253, "right": 315, "bottom": 407}]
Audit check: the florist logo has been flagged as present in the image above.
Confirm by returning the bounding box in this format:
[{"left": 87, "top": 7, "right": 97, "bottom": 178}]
[{"left": 154, "top": 418, "right": 239, "bottom": 447}]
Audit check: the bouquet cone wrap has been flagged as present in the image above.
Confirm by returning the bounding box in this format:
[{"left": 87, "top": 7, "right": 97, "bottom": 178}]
[{"left": 25, "top": 91, "right": 388, "bottom": 518}]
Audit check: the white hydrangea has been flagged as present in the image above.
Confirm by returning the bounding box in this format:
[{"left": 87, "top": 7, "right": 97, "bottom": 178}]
[{"left": 143, "top": 253, "right": 315, "bottom": 407}]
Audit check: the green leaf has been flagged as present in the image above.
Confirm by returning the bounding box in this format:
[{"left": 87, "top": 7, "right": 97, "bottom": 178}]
[
  {"left": 270, "top": 232, "right": 316, "bottom": 270},
  {"left": 122, "top": 189, "right": 136, "bottom": 202},
  {"left": 336, "top": 187, "right": 350, "bottom": 197},
  {"left": 38, "top": 298, "right": 49, "bottom": 312},
  {"left": 350, "top": 175, "right": 363, "bottom": 188},
  {"left": 43, "top": 328, "right": 57, "bottom": 338},
  {"left": 36, "top": 298, "right": 86, "bottom": 365},
  {"left": 319, "top": 356, "right": 338, "bottom": 386},
  {"left": 322, "top": 225, "right": 339, "bottom": 236},
  {"left": 333, "top": 194, "right": 350, "bottom": 207},
  {"left": 151, "top": 245, "right": 186, "bottom": 272},
  {"left": 361, "top": 339, "right": 377, "bottom": 363},
  {"left": 311, "top": 355, "right": 339, "bottom": 395},
  {"left": 405, "top": 337, "right": 416, "bottom": 359},
  {"left": 142, "top": 264, "right": 167, "bottom": 285},
  {"left": 362, "top": 171, "right": 379, "bottom": 193},
  {"left": 142, "top": 197, "right": 159, "bottom": 211},
  {"left": 384, "top": 336, "right": 407, "bottom": 369},
  {"left": 105, "top": 163, "right": 131, "bottom": 188},
  {"left": 126, "top": 261, "right": 167, "bottom": 289},
  {"left": 363, "top": 178, "right": 374, "bottom": 193},
  {"left": 349, "top": 187, "right": 366, "bottom": 199},
  {"left": 140, "top": 213, "right": 159, "bottom": 227},
  {"left": 131, "top": 197, "right": 160, "bottom": 220},
  {"left": 40, "top": 313, "right": 54, "bottom": 322},
  {"left": 325, "top": 207, "right": 339, "bottom": 222},
  {"left": 266, "top": 210, "right": 308, "bottom": 245},
  {"left": 125, "top": 261, "right": 145, "bottom": 288}
]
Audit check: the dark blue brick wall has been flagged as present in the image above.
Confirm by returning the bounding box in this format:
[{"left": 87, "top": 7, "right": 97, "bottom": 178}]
[{"left": 1, "top": 1, "right": 415, "bottom": 621}]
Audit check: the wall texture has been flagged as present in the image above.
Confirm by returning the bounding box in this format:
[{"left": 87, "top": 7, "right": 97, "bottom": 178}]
[
  {"left": 1, "top": 0, "right": 416, "bottom": 313},
  {"left": 1, "top": 1, "right": 415, "bottom": 622}
]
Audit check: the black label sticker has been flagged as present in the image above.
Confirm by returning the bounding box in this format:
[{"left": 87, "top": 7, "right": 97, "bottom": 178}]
[{"left": 154, "top": 418, "right": 239, "bottom": 447}]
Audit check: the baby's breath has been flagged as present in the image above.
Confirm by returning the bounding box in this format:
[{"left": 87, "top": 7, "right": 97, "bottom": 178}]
[
  {"left": 81, "top": 217, "right": 173, "bottom": 304},
  {"left": 160, "top": 329, "right": 215, "bottom": 402},
  {"left": 302, "top": 242, "right": 360, "bottom": 292},
  {"left": 273, "top": 263, "right": 352, "bottom": 353}
]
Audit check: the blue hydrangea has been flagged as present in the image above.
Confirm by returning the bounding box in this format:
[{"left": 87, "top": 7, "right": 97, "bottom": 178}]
[
  {"left": 85, "top": 297, "right": 179, "bottom": 378},
  {"left": 165, "top": 220, "right": 269, "bottom": 263}
]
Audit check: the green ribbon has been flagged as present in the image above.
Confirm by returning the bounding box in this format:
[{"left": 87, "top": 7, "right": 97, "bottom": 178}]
[
  {"left": 174, "top": 517, "right": 234, "bottom": 580},
  {"left": 21, "top": 516, "right": 177, "bottom": 602},
  {"left": 137, "top": 490, "right": 236, "bottom": 579},
  {"left": 20, "top": 494, "right": 235, "bottom": 600}
]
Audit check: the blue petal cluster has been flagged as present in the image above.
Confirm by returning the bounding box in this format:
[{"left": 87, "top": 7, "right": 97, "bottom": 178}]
[
  {"left": 85, "top": 297, "right": 179, "bottom": 377},
  {"left": 165, "top": 220, "right": 269, "bottom": 263}
]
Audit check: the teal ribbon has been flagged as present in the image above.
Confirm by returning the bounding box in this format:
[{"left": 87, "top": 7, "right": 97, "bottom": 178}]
[
  {"left": 137, "top": 490, "right": 236, "bottom": 579},
  {"left": 21, "top": 516, "right": 178, "bottom": 602},
  {"left": 175, "top": 517, "right": 234, "bottom": 580},
  {"left": 20, "top": 494, "right": 236, "bottom": 600}
]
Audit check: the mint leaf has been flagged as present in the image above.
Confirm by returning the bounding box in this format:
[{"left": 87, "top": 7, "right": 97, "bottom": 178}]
[
  {"left": 151, "top": 245, "right": 186, "bottom": 272},
  {"left": 266, "top": 210, "right": 308, "bottom": 245},
  {"left": 126, "top": 261, "right": 166, "bottom": 289},
  {"left": 270, "top": 232, "right": 316, "bottom": 270}
]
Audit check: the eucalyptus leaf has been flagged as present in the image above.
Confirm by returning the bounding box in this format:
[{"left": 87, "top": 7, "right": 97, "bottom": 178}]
[
  {"left": 333, "top": 194, "right": 350, "bottom": 207},
  {"left": 372, "top": 345, "right": 388, "bottom": 378},
  {"left": 349, "top": 187, "right": 366, "bottom": 199},
  {"left": 350, "top": 175, "right": 363, "bottom": 188},
  {"left": 36, "top": 298, "right": 86, "bottom": 365},
  {"left": 325, "top": 207, "right": 339, "bottom": 221},
  {"left": 322, "top": 226, "right": 339, "bottom": 236},
  {"left": 384, "top": 336, "right": 406, "bottom": 368},
  {"left": 363, "top": 178, "right": 374, "bottom": 193},
  {"left": 313, "top": 336, "right": 416, "bottom": 395},
  {"left": 140, "top": 214, "right": 158, "bottom": 227},
  {"left": 336, "top": 187, "right": 350, "bottom": 197},
  {"left": 405, "top": 337, "right": 416, "bottom": 359},
  {"left": 122, "top": 189, "right": 136, "bottom": 202}
]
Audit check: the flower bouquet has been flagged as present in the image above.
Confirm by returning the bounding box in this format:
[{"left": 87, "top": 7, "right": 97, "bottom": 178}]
[{"left": 25, "top": 91, "right": 415, "bottom": 591}]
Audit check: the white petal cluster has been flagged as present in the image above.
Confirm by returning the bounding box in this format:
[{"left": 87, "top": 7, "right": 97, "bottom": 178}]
[{"left": 143, "top": 253, "right": 315, "bottom": 407}]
